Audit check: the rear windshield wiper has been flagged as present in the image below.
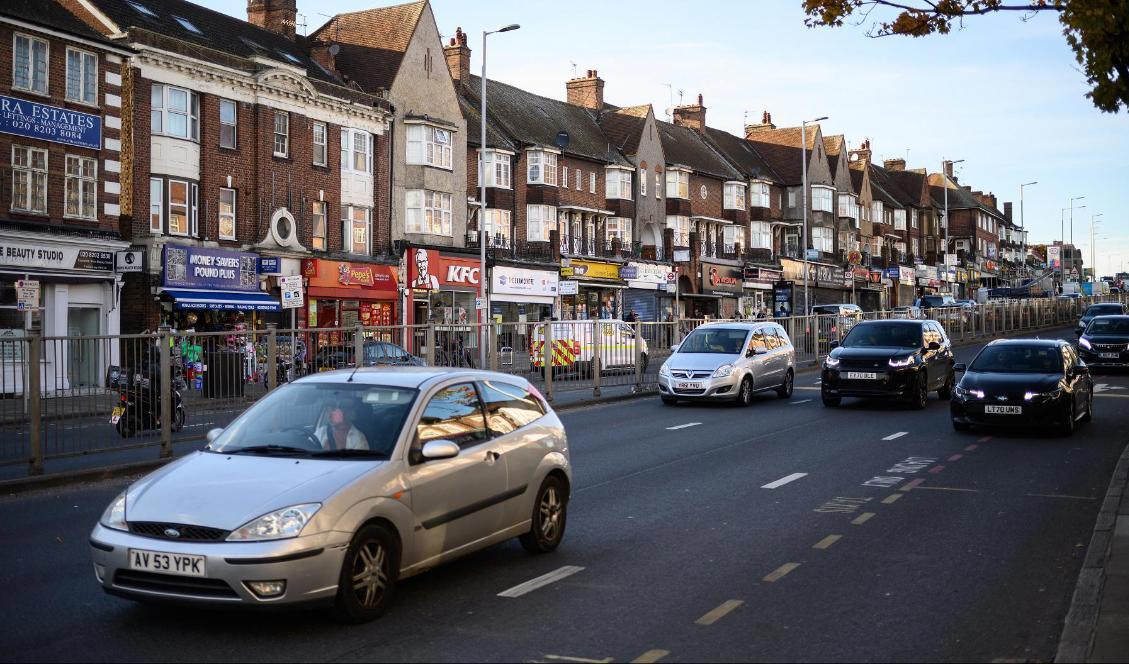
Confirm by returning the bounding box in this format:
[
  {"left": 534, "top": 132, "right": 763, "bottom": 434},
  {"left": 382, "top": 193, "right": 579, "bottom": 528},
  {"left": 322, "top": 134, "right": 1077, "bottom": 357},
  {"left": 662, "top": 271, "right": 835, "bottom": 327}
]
[
  {"left": 224, "top": 445, "right": 313, "bottom": 457},
  {"left": 310, "top": 449, "right": 389, "bottom": 459}
]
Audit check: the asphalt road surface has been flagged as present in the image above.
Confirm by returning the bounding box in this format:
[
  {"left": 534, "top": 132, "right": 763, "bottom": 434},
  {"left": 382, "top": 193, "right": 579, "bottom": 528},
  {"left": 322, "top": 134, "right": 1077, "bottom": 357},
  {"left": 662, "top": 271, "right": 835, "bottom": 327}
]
[{"left": 1, "top": 327, "right": 1126, "bottom": 662}]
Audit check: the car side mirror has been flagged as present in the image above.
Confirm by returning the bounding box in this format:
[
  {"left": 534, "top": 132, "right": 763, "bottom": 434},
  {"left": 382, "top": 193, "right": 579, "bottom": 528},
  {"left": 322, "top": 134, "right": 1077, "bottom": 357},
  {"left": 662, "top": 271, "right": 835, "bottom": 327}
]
[
  {"left": 421, "top": 440, "right": 460, "bottom": 460},
  {"left": 1077, "top": 363, "right": 1090, "bottom": 375},
  {"left": 953, "top": 363, "right": 967, "bottom": 373},
  {"left": 746, "top": 348, "right": 755, "bottom": 358},
  {"left": 928, "top": 341, "right": 942, "bottom": 351},
  {"left": 829, "top": 339, "right": 840, "bottom": 349},
  {"left": 206, "top": 428, "right": 223, "bottom": 444}
]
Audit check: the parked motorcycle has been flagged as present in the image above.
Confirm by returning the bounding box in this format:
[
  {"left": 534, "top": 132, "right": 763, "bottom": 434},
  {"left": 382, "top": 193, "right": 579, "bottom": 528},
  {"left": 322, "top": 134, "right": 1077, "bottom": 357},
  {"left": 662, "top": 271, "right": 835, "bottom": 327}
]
[{"left": 110, "top": 372, "right": 186, "bottom": 438}]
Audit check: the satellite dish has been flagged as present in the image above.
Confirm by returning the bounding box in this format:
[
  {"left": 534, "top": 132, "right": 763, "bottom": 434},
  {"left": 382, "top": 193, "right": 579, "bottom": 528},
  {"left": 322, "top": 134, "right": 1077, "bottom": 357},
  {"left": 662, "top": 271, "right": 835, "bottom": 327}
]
[
  {"left": 328, "top": 44, "right": 340, "bottom": 56},
  {"left": 555, "top": 130, "right": 570, "bottom": 149}
]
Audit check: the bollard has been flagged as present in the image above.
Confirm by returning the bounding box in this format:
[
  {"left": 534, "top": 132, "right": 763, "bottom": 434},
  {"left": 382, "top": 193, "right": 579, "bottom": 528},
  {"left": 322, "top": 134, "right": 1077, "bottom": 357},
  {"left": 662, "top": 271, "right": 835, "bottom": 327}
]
[
  {"left": 159, "top": 329, "right": 172, "bottom": 459},
  {"left": 353, "top": 323, "right": 364, "bottom": 369},
  {"left": 634, "top": 320, "right": 643, "bottom": 392},
  {"left": 592, "top": 320, "right": 602, "bottom": 397},
  {"left": 425, "top": 324, "right": 436, "bottom": 367},
  {"left": 27, "top": 329, "right": 42, "bottom": 476},
  {"left": 543, "top": 320, "right": 554, "bottom": 402},
  {"left": 267, "top": 324, "right": 278, "bottom": 391}
]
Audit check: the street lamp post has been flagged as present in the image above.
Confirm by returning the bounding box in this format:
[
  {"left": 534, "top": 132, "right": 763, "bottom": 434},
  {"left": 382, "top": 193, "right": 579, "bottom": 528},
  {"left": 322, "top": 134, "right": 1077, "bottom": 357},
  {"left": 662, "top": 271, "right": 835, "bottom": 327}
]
[
  {"left": 478, "top": 23, "right": 519, "bottom": 368},
  {"left": 1091, "top": 213, "right": 1103, "bottom": 281},
  {"left": 1067, "top": 196, "right": 1085, "bottom": 285},
  {"left": 1019, "top": 181, "right": 1036, "bottom": 275},
  {"left": 800, "top": 116, "right": 827, "bottom": 313},
  {"left": 941, "top": 158, "right": 963, "bottom": 289}
]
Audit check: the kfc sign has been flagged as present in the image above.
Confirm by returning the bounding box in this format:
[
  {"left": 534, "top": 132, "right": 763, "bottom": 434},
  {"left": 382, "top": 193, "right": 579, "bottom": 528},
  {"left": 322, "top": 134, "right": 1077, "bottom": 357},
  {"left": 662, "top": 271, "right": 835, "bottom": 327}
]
[
  {"left": 409, "top": 249, "right": 481, "bottom": 289},
  {"left": 446, "top": 264, "right": 480, "bottom": 285}
]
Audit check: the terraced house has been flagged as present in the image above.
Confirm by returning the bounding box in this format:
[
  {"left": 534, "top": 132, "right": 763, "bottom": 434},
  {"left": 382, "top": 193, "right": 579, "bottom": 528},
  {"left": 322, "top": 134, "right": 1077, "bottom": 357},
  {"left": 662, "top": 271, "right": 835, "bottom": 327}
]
[{"left": 67, "top": 0, "right": 394, "bottom": 332}]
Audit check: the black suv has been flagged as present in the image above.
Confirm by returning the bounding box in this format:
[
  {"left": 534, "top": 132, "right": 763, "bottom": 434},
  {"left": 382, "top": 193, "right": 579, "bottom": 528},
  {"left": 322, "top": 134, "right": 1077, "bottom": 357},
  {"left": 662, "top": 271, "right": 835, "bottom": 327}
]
[
  {"left": 821, "top": 319, "right": 955, "bottom": 409},
  {"left": 1078, "top": 314, "right": 1129, "bottom": 369},
  {"left": 1075, "top": 303, "right": 1125, "bottom": 337}
]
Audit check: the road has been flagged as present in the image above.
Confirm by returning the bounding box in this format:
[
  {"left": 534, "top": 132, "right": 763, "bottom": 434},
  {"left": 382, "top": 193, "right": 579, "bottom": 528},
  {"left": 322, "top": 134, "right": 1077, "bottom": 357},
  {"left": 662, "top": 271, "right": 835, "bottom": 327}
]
[{"left": 1, "top": 327, "right": 1126, "bottom": 662}]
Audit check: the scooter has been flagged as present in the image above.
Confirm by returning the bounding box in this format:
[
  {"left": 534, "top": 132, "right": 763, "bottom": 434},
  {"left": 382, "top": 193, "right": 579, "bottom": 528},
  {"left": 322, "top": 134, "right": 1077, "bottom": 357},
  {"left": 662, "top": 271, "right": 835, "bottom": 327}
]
[{"left": 110, "top": 373, "right": 186, "bottom": 438}]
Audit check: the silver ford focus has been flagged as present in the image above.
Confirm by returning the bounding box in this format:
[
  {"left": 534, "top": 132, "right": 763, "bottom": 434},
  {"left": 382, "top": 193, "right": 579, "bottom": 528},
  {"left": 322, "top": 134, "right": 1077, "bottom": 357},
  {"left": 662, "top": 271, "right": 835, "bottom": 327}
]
[{"left": 89, "top": 368, "right": 571, "bottom": 622}]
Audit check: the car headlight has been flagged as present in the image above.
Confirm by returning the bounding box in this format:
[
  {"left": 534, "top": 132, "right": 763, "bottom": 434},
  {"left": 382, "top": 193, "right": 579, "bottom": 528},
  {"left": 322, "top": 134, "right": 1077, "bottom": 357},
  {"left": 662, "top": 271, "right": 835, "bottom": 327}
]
[
  {"left": 713, "top": 364, "right": 734, "bottom": 378},
  {"left": 659, "top": 363, "right": 671, "bottom": 377},
  {"left": 227, "top": 503, "right": 321, "bottom": 542},
  {"left": 954, "top": 385, "right": 985, "bottom": 400},
  {"left": 824, "top": 356, "right": 840, "bottom": 368},
  {"left": 100, "top": 491, "right": 128, "bottom": 531},
  {"left": 1079, "top": 337, "right": 1092, "bottom": 350},
  {"left": 1025, "top": 388, "right": 1063, "bottom": 401},
  {"left": 888, "top": 356, "right": 915, "bottom": 368}
]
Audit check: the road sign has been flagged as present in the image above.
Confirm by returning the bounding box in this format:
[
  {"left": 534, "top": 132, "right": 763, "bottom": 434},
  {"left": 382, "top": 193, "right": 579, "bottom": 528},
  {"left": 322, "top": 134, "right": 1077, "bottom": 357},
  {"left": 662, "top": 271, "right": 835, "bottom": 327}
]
[
  {"left": 16, "top": 280, "right": 39, "bottom": 311},
  {"left": 115, "top": 250, "right": 143, "bottom": 273},
  {"left": 475, "top": 297, "right": 486, "bottom": 310},
  {"left": 666, "top": 272, "right": 676, "bottom": 283},
  {"left": 805, "top": 248, "right": 820, "bottom": 261},
  {"left": 558, "top": 280, "right": 579, "bottom": 295},
  {"left": 847, "top": 250, "right": 862, "bottom": 266},
  {"left": 279, "top": 275, "right": 304, "bottom": 309}
]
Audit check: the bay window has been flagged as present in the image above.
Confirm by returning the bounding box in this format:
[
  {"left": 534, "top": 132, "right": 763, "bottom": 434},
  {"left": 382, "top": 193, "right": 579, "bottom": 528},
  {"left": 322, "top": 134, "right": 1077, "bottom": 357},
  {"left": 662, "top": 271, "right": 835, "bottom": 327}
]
[
  {"left": 480, "top": 150, "right": 512, "bottom": 189},
  {"left": 871, "top": 201, "right": 884, "bottom": 225},
  {"left": 64, "top": 155, "right": 96, "bottom": 220},
  {"left": 151, "top": 84, "right": 200, "bottom": 140},
  {"left": 749, "top": 221, "right": 771, "bottom": 249},
  {"left": 606, "top": 168, "right": 633, "bottom": 200},
  {"left": 218, "top": 188, "right": 236, "bottom": 240},
  {"left": 13, "top": 34, "right": 48, "bottom": 95},
  {"left": 65, "top": 48, "right": 97, "bottom": 105},
  {"left": 405, "top": 190, "right": 453, "bottom": 236},
  {"left": 12, "top": 146, "right": 47, "bottom": 214},
  {"left": 606, "top": 217, "right": 632, "bottom": 247},
  {"left": 750, "top": 181, "right": 770, "bottom": 208},
  {"left": 343, "top": 205, "right": 371, "bottom": 254},
  {"left": 893, "top": 209, "right": 907, "bottom": 230},
  {"left": 812, "top": 226, "right": 833, "bottom": 253},
  {"left": 340, "top": 128, "right": 372, "bottom": 174},
  {"left": 666, "top": 215, "right": 690, "bottom": 246},
  {"left": 811, "top": 186, "right": 834, "bottom": 213},
  {"left": 526, "top": 204, "right": 556, "bottom": 242},
  {"left": 484, "top": 209, "right": 512, "bottom": 246},
  {"left": 526, "top": 150, "right": 558, "bottom": 186},
  {"left": 666, "top": 170, "right": 689, "bottom": 199},
  {"left": 838, "top": 193, "right": 859, "bottom": 219},
  {"left": 406, "top": 124, "right": 453, "bottom": 169},
  {"left": 724, "top": 182, "right": 746, "bottom": 210}
]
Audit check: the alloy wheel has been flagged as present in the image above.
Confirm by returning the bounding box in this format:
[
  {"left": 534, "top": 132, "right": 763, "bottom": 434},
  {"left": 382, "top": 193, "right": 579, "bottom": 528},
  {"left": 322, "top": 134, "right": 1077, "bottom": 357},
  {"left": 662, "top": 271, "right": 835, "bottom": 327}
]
[
  {"left": 351, "top": 540, "right": 390, "bottom": 609},
  {"left": 539, "top": 486, "right": 563, "bottom": 541}
]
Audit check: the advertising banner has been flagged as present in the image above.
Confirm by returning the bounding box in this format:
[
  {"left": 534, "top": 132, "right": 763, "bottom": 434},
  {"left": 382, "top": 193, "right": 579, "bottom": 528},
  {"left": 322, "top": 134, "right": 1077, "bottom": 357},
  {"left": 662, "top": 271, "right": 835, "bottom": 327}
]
[
  {"left": 408, "top": 249, "right": 480, "bottom": 290},
  {"left": 0, "top": 239, "right": 113, "bottom": 272},
  {"left": 560, "top": 259, "right": 620, "bottom": 281},
  {"left": 625, "top": 262, "right": 672, "bottom": 290},
  {"left": 163, "top": 245, "right": 259, "bottom": 291},
  {"left": 492, "top": 265, "right": 559, "bottom": 297},
  {"left": 772, "top": 280, "right": 795, "bottom": 318},
  {"left": 1048, "top": 245, "right": 1062, "bottom": 269},
  {"left": 701, "top": 261, "right": 743, "bottom": 296},
  {"left": 0, "top": 94, "right": 101, "bottom": 149},
  {"left": 303, "top": 258, "right": 397, "bottom": 294},
  {"left": 899, "top": 266, "right": 916, "bottom": 286}
]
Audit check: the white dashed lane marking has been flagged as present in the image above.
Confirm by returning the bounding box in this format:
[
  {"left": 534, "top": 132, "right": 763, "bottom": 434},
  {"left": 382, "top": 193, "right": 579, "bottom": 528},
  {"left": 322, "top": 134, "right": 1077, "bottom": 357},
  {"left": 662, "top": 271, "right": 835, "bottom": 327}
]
[
  {"left": 882, "top": 432, "right": 908, "bottom": 441},
  {"left": 666, "top": 422, "right": 702, "bottom": 431},
  {"left": 761, "top": 473, "right": 808, "bottom": 489},
  {"left": 498, "top": 566, "right": 584, "bottom": 598}
]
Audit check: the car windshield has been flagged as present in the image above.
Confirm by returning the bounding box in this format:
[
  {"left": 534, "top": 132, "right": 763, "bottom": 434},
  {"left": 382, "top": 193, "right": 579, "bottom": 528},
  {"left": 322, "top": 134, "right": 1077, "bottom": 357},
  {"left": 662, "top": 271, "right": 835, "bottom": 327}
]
[
  {"left": 970, "top": 346, "right": 1062, "bottom": 374},
  {"left": 1087, "top": 318, "right": 1129, "bottom": 334},
  {"left": 923, "top": 296, "right": 954, "bottom": 307},
  {"left": 842, "top": 323, "right": 922, "bottom": 348},
  {"left": 678, "top": 328, "right": 750, "bottom": 354},
  {"left": 1086, "top": 305, "right": 1123, "bottom": 317},
  {"left": 207, "top": 383, "right": 417, "bottom": 458}
]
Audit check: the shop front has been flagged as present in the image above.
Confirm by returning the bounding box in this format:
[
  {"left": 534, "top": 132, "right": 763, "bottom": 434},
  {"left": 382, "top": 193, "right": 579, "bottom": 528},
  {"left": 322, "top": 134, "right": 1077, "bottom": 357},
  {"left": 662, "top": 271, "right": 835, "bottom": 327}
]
[
  {"left": 491, "top": 265, "right": 558, "bottom": 351},
  {"left": 302, "top": 258, "right": 398, "bottom": 341},
  {"left": 780, "top": 257, "right": 850, "bottom": 312},
  {"left": 158, "top": 244, "right": 279, "bottom": 332},
  {"left": 742, "top": 266, "right": 782, "bottom": 317},
  {"left": 406, "top": 249, "right": 482, "bottom": 327},
  {"left": 699, "top": 261, "right": 744, "bottom": 319},
  {"left": 560, "top": 259, "right": 624, "bottom": 320},
  {"left": 0, "top": 229, "right": 129, "bottom": 392},
  {"left": 622, "top": 262, "right": 675, "bottom": 322}
]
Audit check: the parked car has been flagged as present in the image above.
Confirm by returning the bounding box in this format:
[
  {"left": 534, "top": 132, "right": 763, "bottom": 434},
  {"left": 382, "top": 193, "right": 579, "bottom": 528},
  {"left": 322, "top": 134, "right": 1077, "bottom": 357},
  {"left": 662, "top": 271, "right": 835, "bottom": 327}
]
[
  {"left": 659, "top": 322, "right": 795, "bottom": 406},
  {"left": 313, "top": 342, "right": 425, "bottom": 372},
  {"left": 91, "top": 368, "right": 570, "bottom": 622},
  {"left": 1077, "top": 315, "right": 1129, "bottom": 369},
  {"left": 530, "top": 320, "right": 647, "bottom": 376},
  {"left": 951, "top": 339, "right": 1093, "bottom": 434},
  {"left": 890, "top": 305, "right": 924, "bottom": 320},
  {"left": 804, "top": 304, "right": 863, "bottom": 354},
  {"left": 821, "top": 319, "right": 955, "bottom": 409},
  {"left": 1075, "top": 303, "right": 1126, "bottom": 337}
]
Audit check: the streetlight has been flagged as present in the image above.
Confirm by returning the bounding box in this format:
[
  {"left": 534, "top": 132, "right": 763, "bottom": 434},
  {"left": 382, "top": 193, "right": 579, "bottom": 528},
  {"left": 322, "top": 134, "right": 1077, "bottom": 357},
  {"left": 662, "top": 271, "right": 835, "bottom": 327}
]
[
  {"left": 1068, "top": 196, "right": 1085, "bottom": 285},
  {"left": 1091, "top": 213, "right": 1103, "bottom": 281},
  {"left": 1060, "top": 201, "right": 1085, "bottom": 285},
  {"left": 800, "top": 115, "right": 827, "bottom": 313},
  {"left": 941, "top": 159, "right": 964, "bottom": 292},
  {"left": 478, "top": 22, "right": 520, "bottom": 368},
  {"left": 1019, "top": 181, "right": 1036, "bottom": 274}
]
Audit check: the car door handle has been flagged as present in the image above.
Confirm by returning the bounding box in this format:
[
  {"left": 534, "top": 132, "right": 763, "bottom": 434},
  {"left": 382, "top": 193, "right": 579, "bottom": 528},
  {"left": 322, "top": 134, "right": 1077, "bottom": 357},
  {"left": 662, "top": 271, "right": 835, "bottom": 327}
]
[{"left": 485, "top": 450, "right": 501, "bottom": 463}]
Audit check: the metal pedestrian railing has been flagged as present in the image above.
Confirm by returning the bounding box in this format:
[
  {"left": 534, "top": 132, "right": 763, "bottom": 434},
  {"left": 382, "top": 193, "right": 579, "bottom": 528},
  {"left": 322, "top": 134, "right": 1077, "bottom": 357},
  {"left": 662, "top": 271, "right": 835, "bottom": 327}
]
[{"left": 1, "top": 293, "right": 1122, "bottom": 477}]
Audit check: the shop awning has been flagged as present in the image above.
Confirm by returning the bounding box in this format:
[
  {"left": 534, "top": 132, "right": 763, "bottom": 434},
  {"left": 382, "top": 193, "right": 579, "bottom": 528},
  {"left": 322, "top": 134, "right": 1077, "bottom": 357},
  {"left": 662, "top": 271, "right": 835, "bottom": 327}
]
[{"left": 161, "top": 289, "right": 281, "bottom": 312}]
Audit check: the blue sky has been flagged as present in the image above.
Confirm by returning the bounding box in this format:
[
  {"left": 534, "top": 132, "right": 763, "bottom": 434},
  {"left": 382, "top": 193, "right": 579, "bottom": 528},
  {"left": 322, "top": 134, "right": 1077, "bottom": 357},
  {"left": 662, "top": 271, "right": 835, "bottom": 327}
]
[{"left": 201, "top": 0, "right": 1129, "bottom": 275}]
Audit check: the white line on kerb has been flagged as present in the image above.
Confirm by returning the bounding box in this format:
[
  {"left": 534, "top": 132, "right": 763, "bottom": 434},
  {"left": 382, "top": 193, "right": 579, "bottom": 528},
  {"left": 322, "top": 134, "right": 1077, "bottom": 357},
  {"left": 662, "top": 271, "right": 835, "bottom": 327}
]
[
  {"left": 882, "top": 432, "right": 909, "bottom": 441},
  {"left": 666, "top": 422, "right": 702, "bottom": 430},
  {"left": 498, "top": 565, "right": 585, "bottom": 598},
  {"left": 791, "top": 399, "right": 813, "bottom": 405},
  {"left": 761, "top": 472, "right": 808, "bottom": 489}
]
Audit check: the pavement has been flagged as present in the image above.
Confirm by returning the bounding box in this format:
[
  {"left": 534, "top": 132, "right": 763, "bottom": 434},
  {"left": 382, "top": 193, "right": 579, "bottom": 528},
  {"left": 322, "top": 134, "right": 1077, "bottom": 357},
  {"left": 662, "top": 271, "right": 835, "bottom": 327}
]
[{"left": 1, "top": 327, "right": 1127, "bottom": 661}]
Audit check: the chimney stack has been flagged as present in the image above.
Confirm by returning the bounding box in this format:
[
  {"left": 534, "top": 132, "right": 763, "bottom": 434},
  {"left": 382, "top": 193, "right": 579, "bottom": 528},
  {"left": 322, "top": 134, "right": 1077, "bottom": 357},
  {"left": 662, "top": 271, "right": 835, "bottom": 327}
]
[
  {"left": 309, "top": 40, "right": 339, "bottom": 75},
  {"left": 1004, "top": 202, "right": 1013, "bottom": 222},
  {"left": 744, "top": 110, "right": 776, "bottom": 137},
  {"left": 673, "top": 93, "right": 707, "bottom": 133},
  {"left": 443, "top": 27, "right": 471, "bottom": 89},
  {"left": 247, "top": 0, "right": 296, "bottom": 40},
  {"left": 883, "top": 158, "right": 905, "bottom": 172},
  {"left": 944, "top": 161, "right": 954, "bottom": 178},
  {"left": 848, "top": 138, "right": 872, "bottom": 164},
  {"left": 565, "top": 69, "right": 605, "bottom": 111}
]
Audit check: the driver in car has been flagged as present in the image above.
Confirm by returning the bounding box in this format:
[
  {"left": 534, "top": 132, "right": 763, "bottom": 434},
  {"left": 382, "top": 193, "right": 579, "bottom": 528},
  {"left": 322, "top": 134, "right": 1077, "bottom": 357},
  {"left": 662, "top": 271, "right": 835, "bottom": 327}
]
[{"left": 315, "top": 403, "right": 370, "bottom": 451}]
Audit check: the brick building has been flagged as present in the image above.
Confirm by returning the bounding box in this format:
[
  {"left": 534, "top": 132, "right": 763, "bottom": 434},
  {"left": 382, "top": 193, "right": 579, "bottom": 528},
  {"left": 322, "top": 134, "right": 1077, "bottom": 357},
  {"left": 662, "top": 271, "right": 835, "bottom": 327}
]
[
  {"left": 68, "top": 0, "right": 394, "bottom": 332},
  {"left": 0, "top": 1, "right": 132, "bottom": 391}
]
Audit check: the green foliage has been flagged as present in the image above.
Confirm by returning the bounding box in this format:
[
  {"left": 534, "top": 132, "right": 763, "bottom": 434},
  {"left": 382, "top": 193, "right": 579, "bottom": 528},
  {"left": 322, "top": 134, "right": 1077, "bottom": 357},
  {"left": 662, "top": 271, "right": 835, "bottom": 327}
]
[{"left": 802, "top": 0, "right": 1128, "bottom": 113}]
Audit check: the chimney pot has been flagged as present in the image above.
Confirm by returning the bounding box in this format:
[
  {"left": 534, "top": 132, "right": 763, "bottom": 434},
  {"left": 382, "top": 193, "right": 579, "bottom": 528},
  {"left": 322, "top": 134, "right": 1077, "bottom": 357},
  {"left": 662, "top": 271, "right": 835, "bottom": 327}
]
[
  {"left": 443, "top": 27, "right": 472, "bottom": 88},
  {"left": 566, "top": 68, "right": 605, "bottom": 110}
]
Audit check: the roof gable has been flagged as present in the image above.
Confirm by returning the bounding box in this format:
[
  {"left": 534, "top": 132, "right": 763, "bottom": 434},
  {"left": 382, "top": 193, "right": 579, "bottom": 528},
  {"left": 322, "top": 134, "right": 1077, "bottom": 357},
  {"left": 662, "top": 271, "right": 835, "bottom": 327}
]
[
  {"left": 745, "top": 124, "right": 828, "bottom": 185},
  {"left": 657, "top": 121, "right": 742, "bottom": 180},
  {"left": 310, "top": 1, "right": 426, "bottom": 92}
]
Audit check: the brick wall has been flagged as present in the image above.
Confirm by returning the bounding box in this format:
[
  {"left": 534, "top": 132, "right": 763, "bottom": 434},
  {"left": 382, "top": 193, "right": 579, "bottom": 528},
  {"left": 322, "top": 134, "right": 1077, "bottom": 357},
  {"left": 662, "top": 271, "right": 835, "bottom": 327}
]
[
  {"left": 687, "top": 174, "right": 723, "bottom": 219},
  {"left": 557, "top": 156, "right": 607, "bottom": 210}
]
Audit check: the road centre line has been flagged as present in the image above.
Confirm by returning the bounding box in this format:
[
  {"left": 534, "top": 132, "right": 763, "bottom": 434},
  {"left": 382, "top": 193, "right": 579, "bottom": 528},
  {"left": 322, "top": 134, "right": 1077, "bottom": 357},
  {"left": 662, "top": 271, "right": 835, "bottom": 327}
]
[
  {"left": 631, "top": 650, "right": 670, "bottom": 663},
  {"left": 899, "top": 478, "right": 926, "bottom": 492},
  {"left": 1026, "top": 493, "right": 1097, "bottom": 500},
  {"left": 813, "top": 534, "right": 842, "bottom": 550},
  {"left": 851, "top": 512, "right": 876, "bottom": 525},
  {"left": 965, "top": 444, "right": 979, "bottom": 452},
  {"left": 1095, "top": 393, "right": 1129, "bottom": 398},
  {"left": 797, "top": 386, "right": 820, "bottom": 391},
  {"left": 761, "top": 473, "right": 808, "bottom": 489},
  {"left": 695, "top": 600, "right": 744, "bottom": 625},
  {"left": 791, "top": 399, "right": 813, "bottom": 405},
  {"left": 498, "top": 566, "right": 584, "bottom": 598},
  {"left": 882, "top": 432, "right": 909, "bottom": 441},
  {"left": 763, "top": 563, "right": 801, "bottom": 583},
  {"left": 916, "top": 486, "right": 979, "bottom": 493},
  {"left": 666, "top": 422, "right": 702, "bottom": 431},
  {"left": 882, "top": 493, "right": 903, "bottom": 504},
  {"left": 948, "top": 454, "right": 963, "bottom": 462},
  {"left": 978, "top": 436, "right": 993, "bottom": 443},
  {"left": 928, "top": 465, "right": 946, "bottom": 474},
  {"left": 542, "top": 656, "right": 613, "bottom": 663}
]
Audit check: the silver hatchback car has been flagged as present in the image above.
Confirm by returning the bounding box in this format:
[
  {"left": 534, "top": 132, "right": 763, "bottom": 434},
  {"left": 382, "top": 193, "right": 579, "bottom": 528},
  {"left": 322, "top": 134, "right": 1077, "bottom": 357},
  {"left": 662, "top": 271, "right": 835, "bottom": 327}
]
[
  {"left": 658, "top": 322, "right": 796, "bottom": 405},
  {"left": 90, "top": 368, "right": 571, "bottom": 622}
]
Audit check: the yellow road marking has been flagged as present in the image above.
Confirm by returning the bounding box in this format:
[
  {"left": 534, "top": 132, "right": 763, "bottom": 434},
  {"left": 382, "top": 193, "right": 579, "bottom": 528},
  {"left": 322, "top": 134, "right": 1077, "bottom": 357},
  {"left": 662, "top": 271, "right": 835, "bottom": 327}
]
[
  {"left": 899, "top": 478, "right": 926, "bottom": 492},
  {"left": 631, "top": 650, "right": 670, "bottom": 663},
  {"left": 882, "top": 493, "right": 903, "bottom": 504},
  {"left": 851, "top": 512, "right": 876, "bottom": 525},
  {"left": 695, "top": 599, "right": 744, "bottom": 625},
  {"left": 762, "top": 563, "right": 801, "bottom": 583},
  {"left": 813, "top": 534, "right": 841, "bottom": 550}
]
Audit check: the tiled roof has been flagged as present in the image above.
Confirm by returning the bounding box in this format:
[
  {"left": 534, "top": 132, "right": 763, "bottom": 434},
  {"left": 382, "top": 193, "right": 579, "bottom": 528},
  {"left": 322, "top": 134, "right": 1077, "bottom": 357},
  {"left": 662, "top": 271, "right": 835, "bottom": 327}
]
[
  {"left": 308, "top": 1, "right": 425, "bottom": 92},
  {"left": 927, "top": 174, "right": 996, "bottom": 214},
  {"left": 703, "top": 127, "right": 782, "bottom": 183},
  {"left": 597, "top": 106, "right": 649, "bottom": 157},
  {"left": 824, "top": 135, "right": 845, "bottom": 178},
  {"left": 868, "top": 163, "right": 905, "bottom": 208},
  {"left": 459, "top": 95, "right": 516, "bottom": 151},
  {"left": 657, "top": 121, "right": 742, "bottom": 180},
  {"left": 463, "top": 74, "right": 630, "bottom": 166},
  {"left": 1, "top": 0, "right": 119, "bottom": 46},
  {"left": 887, "top": 169, "right": 929, "bottom": 208},
  {"left": 744, "top": 124, "right": 821, "bottom": 185},
  {"left": 848, "top": 160, "right": 866, "bottom": 195}
]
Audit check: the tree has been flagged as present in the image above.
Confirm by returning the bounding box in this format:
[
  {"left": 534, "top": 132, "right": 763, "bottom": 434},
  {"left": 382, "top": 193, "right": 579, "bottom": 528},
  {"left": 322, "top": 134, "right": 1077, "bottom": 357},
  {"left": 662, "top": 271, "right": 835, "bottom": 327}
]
[{"left": 802, "top": 0, "right": 1129, "bottom": 113}]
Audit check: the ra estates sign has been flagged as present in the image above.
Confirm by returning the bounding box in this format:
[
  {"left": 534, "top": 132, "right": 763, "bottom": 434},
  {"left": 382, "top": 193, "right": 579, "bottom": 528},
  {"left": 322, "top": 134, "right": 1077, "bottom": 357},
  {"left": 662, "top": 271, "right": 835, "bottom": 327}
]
[{"left": 0, "top": 94, "right": 102, "bottom": 150}]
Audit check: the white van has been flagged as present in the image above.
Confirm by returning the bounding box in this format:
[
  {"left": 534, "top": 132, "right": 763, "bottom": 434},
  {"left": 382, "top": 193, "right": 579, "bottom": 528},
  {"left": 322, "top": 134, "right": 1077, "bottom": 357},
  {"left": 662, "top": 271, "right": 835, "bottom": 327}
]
[{"left": 530, "top": 320, "right": 649, "bottom": 373}]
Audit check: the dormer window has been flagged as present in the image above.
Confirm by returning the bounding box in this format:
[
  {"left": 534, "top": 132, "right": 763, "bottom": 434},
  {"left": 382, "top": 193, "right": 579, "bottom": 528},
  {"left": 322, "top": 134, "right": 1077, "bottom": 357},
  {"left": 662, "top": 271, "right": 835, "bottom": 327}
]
[
  {"left": 605, "top": 167, "right": 633, "bottom": 200},
  {"left": 526, "top": 149, "right": 558, "bottom": 186},
  {"left": 723, "top": 182, "right": 746, "bottom": 210},
  {"left": 665, "top": 169, "right": 690, "bottom": 199}
]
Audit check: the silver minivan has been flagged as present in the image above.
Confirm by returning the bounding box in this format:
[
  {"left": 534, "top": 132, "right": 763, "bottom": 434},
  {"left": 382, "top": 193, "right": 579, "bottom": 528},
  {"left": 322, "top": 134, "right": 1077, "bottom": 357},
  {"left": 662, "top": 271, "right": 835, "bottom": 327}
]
[{"left": 658, "top": 322, "right": 796, "bottom": 405}]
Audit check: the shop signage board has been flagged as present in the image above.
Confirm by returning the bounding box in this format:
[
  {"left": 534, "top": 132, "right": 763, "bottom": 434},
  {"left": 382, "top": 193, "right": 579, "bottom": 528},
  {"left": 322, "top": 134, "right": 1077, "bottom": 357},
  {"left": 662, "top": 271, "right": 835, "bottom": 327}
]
[
  {"left": 408, "top": 249, "right": 480, "bottom": 290},
  {"left": 558, "top": 280, "right": 579, "bottom": 295},
  {"left": 561, "top": 259, "right": 620, "bottom": 281},
  {"left": 701, "top": 261, "right": 743, "bottom": 296},
  {"left": 781, "top": 258, "right": 846, "bottom": 290},
  {"left": 0, "top": 93, "right": 101, "bottom": 149},
  {"left": 0, "top": 240, "right": 113, "bottom": 272},
  {"left": 619, "top": 265, "right": 638, "bottom": 280},
  {"left": 279, "top": 275, "right": 303, "bottom": 309},
  {"left": 302, "top": 259, "right": 398, "bottom": 293},
  {"left": 258, "top": 257, "right": 282, "bottom": 275},
  {"left": 115, "top": 250, "right": 143, "bottom": 273},
  {"left": 163, "top": 245, "right": 259, "bottom": 291},
  {"left": 623, "top": 262, "right": 670, "bottom": 290},
  {"left": 475, "top": 297, "right": 486, "bottom": 310},
  {"left": 16, "top": 279, "right": 39, "bottom": 311},
  {"left": 492, "top": 266, "right": 559, "bottom": 297},
  {"left": 899, "top": 266, "right": 916, "bottom": 286},
  {"left": 673, "top": 249, "right": 691, "bottom": 263}
]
